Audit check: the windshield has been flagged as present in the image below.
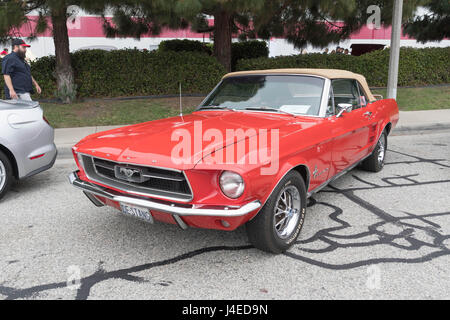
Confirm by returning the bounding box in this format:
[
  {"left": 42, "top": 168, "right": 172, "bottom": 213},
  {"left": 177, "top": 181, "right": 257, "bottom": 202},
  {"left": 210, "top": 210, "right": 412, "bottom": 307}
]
[{"left": 200, "top": 75, "right": 325, "bottom": 116}]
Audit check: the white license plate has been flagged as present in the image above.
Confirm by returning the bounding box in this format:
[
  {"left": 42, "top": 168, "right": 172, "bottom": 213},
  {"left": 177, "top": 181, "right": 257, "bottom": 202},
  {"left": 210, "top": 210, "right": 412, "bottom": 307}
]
[{"left": 119, "top": 203, "right": 154, "bottom": 223}]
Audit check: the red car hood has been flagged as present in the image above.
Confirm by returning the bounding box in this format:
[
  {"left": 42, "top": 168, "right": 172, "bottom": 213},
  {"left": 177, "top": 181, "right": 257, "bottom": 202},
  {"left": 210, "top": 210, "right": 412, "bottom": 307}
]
[{"left": 75, "top": 110, "right": 314, "bottom": 170}]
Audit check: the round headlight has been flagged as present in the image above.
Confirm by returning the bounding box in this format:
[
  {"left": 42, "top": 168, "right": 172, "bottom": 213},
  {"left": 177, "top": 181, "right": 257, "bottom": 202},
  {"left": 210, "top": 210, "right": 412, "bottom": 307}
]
[{"left": 219, "top": 171, "right": 245, "bottom": 199}]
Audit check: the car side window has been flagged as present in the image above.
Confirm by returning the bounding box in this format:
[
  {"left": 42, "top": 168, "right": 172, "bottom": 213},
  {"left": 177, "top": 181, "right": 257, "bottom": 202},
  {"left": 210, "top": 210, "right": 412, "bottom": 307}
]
[
  {"left": 357, "top": 82, "right": 368, "bottom": 108},
  {"left": 331, "top": 79, "right": 360, "bottom": 111}
]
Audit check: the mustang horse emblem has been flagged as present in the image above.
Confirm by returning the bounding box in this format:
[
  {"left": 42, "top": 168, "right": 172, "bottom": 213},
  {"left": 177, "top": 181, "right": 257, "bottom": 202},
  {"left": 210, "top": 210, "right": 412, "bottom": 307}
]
[{"left": 116, "top": 167, "right": 142, "bottom": 181}]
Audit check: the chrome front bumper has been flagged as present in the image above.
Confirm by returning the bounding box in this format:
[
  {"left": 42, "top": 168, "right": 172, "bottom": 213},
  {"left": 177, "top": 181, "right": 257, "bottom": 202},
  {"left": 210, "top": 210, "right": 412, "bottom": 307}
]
[{"left": 68, "top": 171, "right": 261, "bottom": 218}]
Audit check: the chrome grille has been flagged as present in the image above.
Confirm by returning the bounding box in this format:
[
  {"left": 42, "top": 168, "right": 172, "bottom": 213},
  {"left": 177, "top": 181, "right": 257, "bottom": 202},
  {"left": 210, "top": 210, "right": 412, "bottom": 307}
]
[{"left": 80, "top": 155, "right": 193, "bottom": 202}]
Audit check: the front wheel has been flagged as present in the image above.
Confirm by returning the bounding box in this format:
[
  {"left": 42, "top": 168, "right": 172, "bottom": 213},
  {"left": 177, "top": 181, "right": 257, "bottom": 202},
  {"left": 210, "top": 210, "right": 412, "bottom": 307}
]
[
  {"left": 246, "top": 171, "right": 307, "bottom": 254},
  {"left": 0, "top": 150, "right": 13, "bottom": 201},
  {"left": 361, "top": 130, "right": 387, "bottom": 172}
]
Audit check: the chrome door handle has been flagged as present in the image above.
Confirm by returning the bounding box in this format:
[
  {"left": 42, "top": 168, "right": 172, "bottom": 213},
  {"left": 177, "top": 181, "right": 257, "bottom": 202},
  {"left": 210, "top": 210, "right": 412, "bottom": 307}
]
[{"left": 363, "top": 111, "right": 372, "bottom": 117}]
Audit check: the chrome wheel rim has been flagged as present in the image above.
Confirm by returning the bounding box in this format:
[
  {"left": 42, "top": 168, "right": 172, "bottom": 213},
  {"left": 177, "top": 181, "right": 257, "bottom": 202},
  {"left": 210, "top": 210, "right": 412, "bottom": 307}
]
[
  {"left": 377, "top": 134, "right": 386, "bottom": 164},
  {"left": 0, "top": 160, "right": 6, "bottom": 191},
  {"left": 273, "top": 185, "right": 301, "bottom": 239}
]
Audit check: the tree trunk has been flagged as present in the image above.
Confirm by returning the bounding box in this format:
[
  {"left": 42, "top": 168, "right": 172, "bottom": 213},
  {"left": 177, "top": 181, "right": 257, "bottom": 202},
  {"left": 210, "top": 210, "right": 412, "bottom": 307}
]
[
  {"left": 213, "top": 10, "right": 233, "bottom": 72},
  {"left": 51, "top": 5, "right": 76, "bottom": 103}
]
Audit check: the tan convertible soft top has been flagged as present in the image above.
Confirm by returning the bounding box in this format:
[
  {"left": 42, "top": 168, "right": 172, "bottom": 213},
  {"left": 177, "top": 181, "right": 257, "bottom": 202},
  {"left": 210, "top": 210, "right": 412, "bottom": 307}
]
[{"left": 223, "top": 68, "right": 375, "bottom": 102}]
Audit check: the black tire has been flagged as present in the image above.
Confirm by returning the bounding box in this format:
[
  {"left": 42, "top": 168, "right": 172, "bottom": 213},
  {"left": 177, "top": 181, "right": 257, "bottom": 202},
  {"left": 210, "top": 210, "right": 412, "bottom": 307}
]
[
  {"left": 246, "top": 171, "right": 307, "bottom": 254},
  {"left": 0, "top": 150, "right": 13, "bottom": 201},
  {"left": 361, "top": 130, "right": 387, "bottom": 172}
]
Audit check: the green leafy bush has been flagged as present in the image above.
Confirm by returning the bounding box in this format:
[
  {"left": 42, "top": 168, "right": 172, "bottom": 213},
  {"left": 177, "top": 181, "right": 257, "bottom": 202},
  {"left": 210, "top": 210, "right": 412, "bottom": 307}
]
[
  {"left": 159, "top": 39, "right": 212, "bottom": 55},
  {"left": 159, "top": 39, "right": 269, "bottom": 70},
  {"left": 0, "top": 49, "right": 226, "bottom": 99},
  {"left": 231, "top": 40, "right": 269, "bottom": 70},
  {"left": 236, "top": 47, "right": 450, "bottom": 87},
  {"left": 1, "top": 47, "right": 447, "bottom": 101}
]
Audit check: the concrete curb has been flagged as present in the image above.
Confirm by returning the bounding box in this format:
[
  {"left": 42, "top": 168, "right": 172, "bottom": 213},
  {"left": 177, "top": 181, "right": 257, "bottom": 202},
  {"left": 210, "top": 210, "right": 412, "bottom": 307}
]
[
  {"left": 393, "top": 124, "right": 450, "bottom": 133},
  {"left": 55, "top": 125, "right": 123, "bottom": 148}
]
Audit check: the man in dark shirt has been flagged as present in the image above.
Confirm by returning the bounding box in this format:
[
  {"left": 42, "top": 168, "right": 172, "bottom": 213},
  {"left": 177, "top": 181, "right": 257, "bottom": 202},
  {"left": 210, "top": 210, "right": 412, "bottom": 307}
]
[{"left": 2, "top": 39, "right": 41, "bottom": 101}]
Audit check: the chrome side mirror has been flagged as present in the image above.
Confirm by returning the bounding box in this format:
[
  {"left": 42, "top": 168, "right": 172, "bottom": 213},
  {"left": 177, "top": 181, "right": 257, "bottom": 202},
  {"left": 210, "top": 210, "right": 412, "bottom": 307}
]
[
  {"left": 373, "top": 94, "right": 383, "bottom": 100},
  {"left": 336, "top": 103, "right": 353, "bottom": 118}
]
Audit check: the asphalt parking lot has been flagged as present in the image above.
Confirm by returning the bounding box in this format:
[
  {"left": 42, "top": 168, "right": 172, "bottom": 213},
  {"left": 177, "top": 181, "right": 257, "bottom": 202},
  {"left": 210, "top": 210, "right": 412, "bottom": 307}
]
[{"left": 1, "top": 130, "right": 449, "bottom": 300}]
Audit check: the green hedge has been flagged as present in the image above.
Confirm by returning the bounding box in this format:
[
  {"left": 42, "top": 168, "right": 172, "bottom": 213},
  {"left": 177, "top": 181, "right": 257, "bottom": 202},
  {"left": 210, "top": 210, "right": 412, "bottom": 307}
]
[
  {"left": 1, "top": 47, "right": 448, "bottom": 100},
  {"left": 0, "top": 49, "right": 226, "bottom": 99},
  {"left": 231, "top": 40, "right": 269, "bottom": 70},
  {"left": 159, "top": 39, "right": 212, "bottom": 55},
  {"left": 236, "top": 47, "right": 450, "bottom": 87},
  {"left": 158, "top": 39, "right": 269, "bottom": 70}
]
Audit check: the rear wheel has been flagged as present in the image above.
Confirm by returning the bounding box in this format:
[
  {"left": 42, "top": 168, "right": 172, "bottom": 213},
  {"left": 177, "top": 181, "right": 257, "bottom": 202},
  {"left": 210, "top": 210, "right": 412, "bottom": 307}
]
[
  {"left": 0, "top": 150, "right": 13, "bottom": 201},
  {"left": 246, "top": 171, "right": 307, "bottom": 254},
  {"left": 361, "top": 130, "right": 387, "bottom": 172}
]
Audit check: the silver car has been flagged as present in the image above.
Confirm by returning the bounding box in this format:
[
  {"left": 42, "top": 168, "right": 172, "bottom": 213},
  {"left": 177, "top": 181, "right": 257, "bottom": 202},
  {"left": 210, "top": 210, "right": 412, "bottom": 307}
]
[{"left": 0, "top": 99, "right": 57, "bottom": 200}]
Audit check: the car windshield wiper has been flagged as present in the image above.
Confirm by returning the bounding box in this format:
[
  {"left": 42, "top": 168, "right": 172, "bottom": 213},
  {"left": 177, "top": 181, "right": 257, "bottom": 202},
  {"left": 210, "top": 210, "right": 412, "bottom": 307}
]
[
  {"left": 199, "top": 105, "right": 236, "bottom": 111},
  {"left": 244, "top": 107, "right": 296, "bottom": 117}
]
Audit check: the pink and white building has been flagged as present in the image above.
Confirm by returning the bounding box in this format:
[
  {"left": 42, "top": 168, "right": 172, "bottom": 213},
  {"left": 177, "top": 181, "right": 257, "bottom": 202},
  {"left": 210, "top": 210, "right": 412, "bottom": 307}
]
[{"left": 5, "top": 7, "right": 449, "bottom": 59}]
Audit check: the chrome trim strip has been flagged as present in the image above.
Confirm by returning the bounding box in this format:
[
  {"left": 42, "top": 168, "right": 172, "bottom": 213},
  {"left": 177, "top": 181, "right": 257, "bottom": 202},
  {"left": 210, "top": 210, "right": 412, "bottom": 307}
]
[
  {"left": 222, "top": 73, "right": 328, "bottom": 81},
  {"left": 93, "top": 161, "right": 114, "bottom": 170},
  {"left": 83, "top": 191, "right": 105, "bottom": 207},
  {"left": 198, "top": 80, "right": 223, "bottom": 108},
  {"left": 141, "top": 173, "right": 185, "bottom": 182},
  {"left": 69, "top": 171, "right": 261, "bottom": 217},
  {"left": 318, "top": 79, "right": 331, "bottom": 118},
  {"left": 78, "top": 152, "right": 182, "bottom": 172},
  {"left": 173, "top": 215, "right": 189, "bottom": 230}
]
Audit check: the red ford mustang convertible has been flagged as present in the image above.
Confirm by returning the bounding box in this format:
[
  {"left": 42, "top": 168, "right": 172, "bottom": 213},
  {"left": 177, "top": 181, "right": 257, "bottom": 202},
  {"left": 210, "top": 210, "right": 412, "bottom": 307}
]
[{"left": 69, "top": 69, "right": 399, "bottom": 253}]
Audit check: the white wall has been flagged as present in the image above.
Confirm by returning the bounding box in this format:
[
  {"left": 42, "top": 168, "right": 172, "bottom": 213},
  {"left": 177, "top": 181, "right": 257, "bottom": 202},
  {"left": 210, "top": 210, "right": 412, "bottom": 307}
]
[{"left": 15, "top": 36, "right": 450, "bottom": 60}]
